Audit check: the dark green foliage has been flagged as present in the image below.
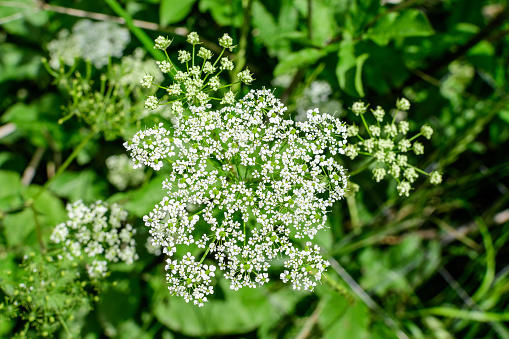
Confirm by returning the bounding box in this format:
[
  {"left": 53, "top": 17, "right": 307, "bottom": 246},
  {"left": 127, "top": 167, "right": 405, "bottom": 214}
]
[{"left": 1, "top": 0, "right": 509, "bottom": 338}]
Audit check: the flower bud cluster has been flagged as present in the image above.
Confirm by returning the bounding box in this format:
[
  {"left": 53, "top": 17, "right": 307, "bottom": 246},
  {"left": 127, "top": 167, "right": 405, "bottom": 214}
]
[
  {"left": 0, "top": 253, "right": 92, "bottom": 337},
  {"left": 125, "top": 89, "right": 348, "bottom": 306},
  {"left": 346, "top": 99, "right": 442, "bottom": 196},
  {"left": 50, "top": 200, "right": 138, "bottom": 278},
  {"left": 142, "top": 32, "right": 253, "bottom": 115}
]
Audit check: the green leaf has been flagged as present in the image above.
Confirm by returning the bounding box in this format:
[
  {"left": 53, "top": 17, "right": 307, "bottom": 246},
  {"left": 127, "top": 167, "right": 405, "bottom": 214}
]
[
  {"left": 49, "top": 170, "right": 107, "bottom": 203},
  {"left": 108, "top": 175, "right": 167, "bottom": 217},
  {"left": 97, "top": 278, "right": 141, "bottom": 331},
  {"left": 336, "top": 39, "right": 356, "bottom": 90},
  {"left": 365, "top": 9, "right": 435, "bottom": 46},
  {"left": 160, "top": 0, "right": 196, "bottom": 26},
  {"left": 0, "top": 170, "right": 24, "bottom": 210},
  {"left": 319, "top": 291, "right": 370, "bottom": 339},
  {"left": 24, "top": 186, "right": 67, "bottom": 231},
  {"left": 155, "top": 279, "right": 275, "bottom": 336},
  {"left": 3, "top": 209, "right": 35, "bottom": 247},
  {"left": 274, "top": 48, "right": 327, "bottom": 76},
  {"left": 198, "top": 0, "right": 243, "bottom": 27},
  {"left": 0, "top": 43, "right": 42, "bottom": 82},
  {"left": 354, "top": 53, "right": 369, "bottom": 97}
]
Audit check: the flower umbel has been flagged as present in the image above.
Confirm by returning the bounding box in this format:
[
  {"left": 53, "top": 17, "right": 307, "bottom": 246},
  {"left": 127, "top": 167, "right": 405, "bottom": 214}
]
[{"left": 125, "top": 89, "right": 348, "bottom": 306}]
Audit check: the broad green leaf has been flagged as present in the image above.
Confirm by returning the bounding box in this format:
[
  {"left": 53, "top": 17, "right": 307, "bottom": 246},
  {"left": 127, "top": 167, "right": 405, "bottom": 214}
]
[
  {"left": 97, "top": 278, "right": 141, "bottom": 331},
  {"left": 109, "top": 175, "right": 167, "bottom": 217},
  {"left": 155, "top": 278, "right": 275, "bottom": 336},
  {"left": 274, "top": 48, "right": 327, "bottom": 76},
  {"left": 319, "top": 291, "right": 369, "bottom": 339},
  {"left": 23, "top": 186, "right": 67, "bottom": 231},
  {"left": 354, "top": 53, "right": 369, "bottom": 97},
  {"left": 49, "top": 170, "right": 107, "bottom": 203},
  {"left": 3, "top": 209, "right": 34, "bottom": 247},
  {"left": 0, "top": 170, "right": 24, "bottom": 210},
  {"left": 366, "top": 9, "right": 434, "bottom": 46},
  {"left": 1, "top": 94, "right": 66, "bottom": 149},
  {"left": 0, "top": 43, "right": 42, "bottom": 82},
  {"left": 160, "top": 0, "right": 197, "bottom": 26},
  {"left": 198, "top": 0, "right": 243, "bottom": 27}
]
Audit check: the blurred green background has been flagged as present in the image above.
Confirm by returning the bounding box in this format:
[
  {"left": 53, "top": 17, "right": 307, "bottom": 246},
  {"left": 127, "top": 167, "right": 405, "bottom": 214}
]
[{"left": 1, "top": 0, "right": 509, "bottom": 338}]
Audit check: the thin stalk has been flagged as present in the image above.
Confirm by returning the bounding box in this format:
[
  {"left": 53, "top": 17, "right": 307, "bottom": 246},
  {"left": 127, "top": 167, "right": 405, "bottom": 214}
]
[
  {"left": 104, "top": 0, "right": 165, "bottom": 61},
  {"left": 30, "top": 204, "right": 46, "bottom": 254},
  {"left": 349, "top": 157, "right": 376, "bottom": 177},
  {"left": 30, "top": 130, "right": 95, "bottom": 203}
]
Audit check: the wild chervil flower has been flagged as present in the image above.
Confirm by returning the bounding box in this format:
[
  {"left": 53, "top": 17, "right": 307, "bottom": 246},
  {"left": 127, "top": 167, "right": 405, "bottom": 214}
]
[
  {"left": 125, "top": 89, "right": 348, "bottom": 305},
  {"left": 50, "top": 200, "right": 138, "bottom": 278},
  {"left": 345, "top": 98, "right": 443, "bottom": 194}
]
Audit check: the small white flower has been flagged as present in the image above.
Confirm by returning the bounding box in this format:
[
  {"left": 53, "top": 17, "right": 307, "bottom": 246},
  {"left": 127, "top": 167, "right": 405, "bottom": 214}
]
[
  {"left": 154, "top": 36, "right": 172, "bottom": 50},
  {"left": 429, "top": 171, "right": 442, "bottom": 185},
  {"left": 396, "top": 97, "right": 411, "bottom": 111},
  {"left": 187, "top": 32, "right": 200, "bottom": 45},
  {"left": 144, "top": 96, "right": 159, "bottom": 110},
  {"left": 351, "top": 101, "right": 367, "bottom": 116},
  {"left": 140, "top": 75, "right": 153, "bottom": 88}
]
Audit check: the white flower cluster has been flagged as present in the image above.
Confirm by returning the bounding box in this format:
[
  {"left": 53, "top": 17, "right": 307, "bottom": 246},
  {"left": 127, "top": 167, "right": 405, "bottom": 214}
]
[
  {"left": 345, "top": 99, "right": 442, "bottom": 196},
  {"left": 47, "top": 19, "right": 130, "bottom": 69},
  {"left": 125, "top": 89, "right": 348, "bottom": 305},
  {"left": 106, "top": 154, "right": 145, "bottom": 191},
  {"left": 142, "top": 32, "right": 252, "bottom": 113},
  {"left": 50, "top": 200, "right": 138, "bottom": 278}
]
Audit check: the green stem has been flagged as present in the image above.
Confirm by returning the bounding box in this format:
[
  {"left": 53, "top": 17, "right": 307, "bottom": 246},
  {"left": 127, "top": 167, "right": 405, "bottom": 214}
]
[
  {"left": 349, "top": 158, "right": 376, "bottom": 177},
  {"left": 104, "top": 0, "right": 165, "bottom": 61},
  {"left": 408, "top": 132, "right": 422, "bottom": 142},
  {"left": 199, "top": 237, "right": 216, "bottom": 264},
  {"left": 30, "top": 204, "right": 46, "bottom": 254},
  {"left": 360, "top": 113, "right": 372, "bottom": 138},
  {"left": 30, "top": 131, "right": 96, "bottom": 203},
  {"left": 231, "top": 0, "right": 253, "bottom": 91}
]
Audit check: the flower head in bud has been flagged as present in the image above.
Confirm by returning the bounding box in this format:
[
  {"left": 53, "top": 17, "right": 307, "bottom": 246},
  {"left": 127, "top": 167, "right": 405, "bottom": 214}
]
[
  {"left": 399, "top": 121, "right": 410, "bottom": 135},
  {"left": 421, "top": 125, "right": 433, "bottom": 139},
  {"left": 237, "top": 68, "right": 254, "bottom": 85},
  {"left": 178, "top": 50, "right": 191, "bottom": 63},
  {"left": 372, "top": 106, "right": 385, "bottom": 122},
  {"left": 373, "top": 168, "right": 386, "bottom": 182},
  {"left": 140, "top": 75, "right": 153, "bottom": 88},
  {"left": 347, "top": 124, "right": 359, "bottom": 137},
  {"left": 187, "top": 32, "right": 200, "bottom": 45},
  {"left": 351, "top": 101, "right": 367, "bottom": 116},
  {"left": 154, "top": 36, "right": 172, "bottom": 50},
  {"left": 156, "top": 60, "right": 172, "bottom": 73},
  {"left": 144, "top": 96, "right": 159, "bottom": 110},
  {"left": 220, "top": 90, "right": 236, "bottom": 105},
  {"left": 197, "top": 47, "right": 213, "bottom": 60},
  {"left": 397, "top": 181, "right": 412, "bottom": 197},
  {"left": 429, "top": 171, "right": 442, "bottom": 185},
  {"left": 219, "top": 33, "right": 235, "bottom": 51},
  {"left": 396, "top": 98, "right": 411, "bottom": 111},
  {"left": 220, "top": 57, "right": 234, "bottom": 71},
  {"left": 413, "top": 142, "right": 424, "bottom": 155}
]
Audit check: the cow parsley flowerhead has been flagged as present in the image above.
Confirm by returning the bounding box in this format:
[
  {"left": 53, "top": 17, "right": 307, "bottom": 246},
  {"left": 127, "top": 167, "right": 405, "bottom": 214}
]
[
  {"left": 50, "top": 200, "right": 138, "bottom": 278},
  {"left": 125, "top": 89, "right": 348, "bottom": 305}
]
